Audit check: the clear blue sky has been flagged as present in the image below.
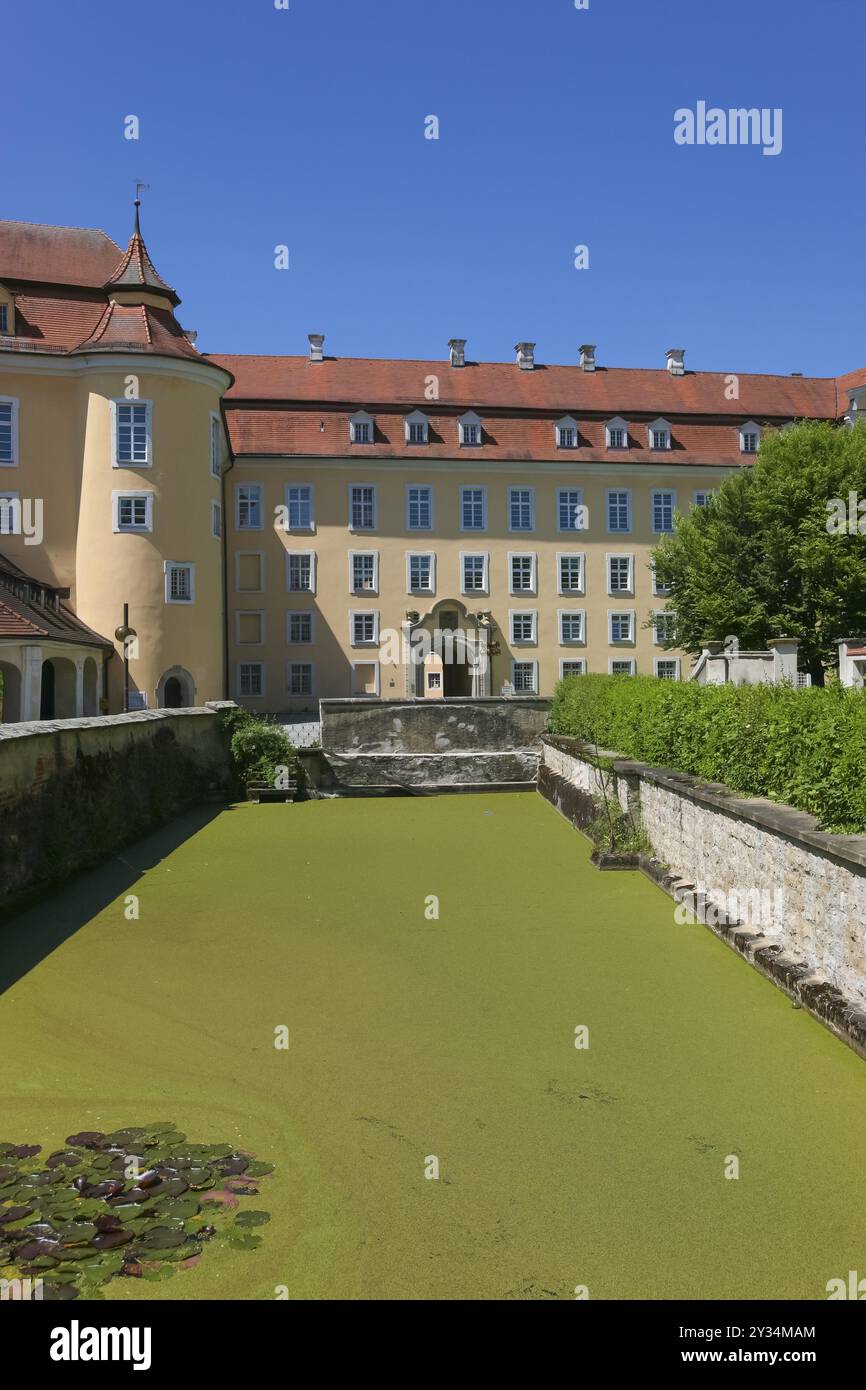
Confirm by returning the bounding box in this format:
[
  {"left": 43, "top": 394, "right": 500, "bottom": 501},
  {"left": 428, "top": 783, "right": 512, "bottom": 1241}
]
[{"left": 5, "top": 0, "right": 864, "bottom": 377}]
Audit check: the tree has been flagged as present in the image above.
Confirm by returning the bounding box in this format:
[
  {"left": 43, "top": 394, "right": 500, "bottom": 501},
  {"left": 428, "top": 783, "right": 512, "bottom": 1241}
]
[{"left": 651, "top": 420, "right": 866, "bottom": 685}]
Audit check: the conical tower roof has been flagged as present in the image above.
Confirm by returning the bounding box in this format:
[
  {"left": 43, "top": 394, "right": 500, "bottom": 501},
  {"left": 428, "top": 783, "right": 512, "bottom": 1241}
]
[{"left": 104, "top": 200, "right": 179, "bottom": 306}]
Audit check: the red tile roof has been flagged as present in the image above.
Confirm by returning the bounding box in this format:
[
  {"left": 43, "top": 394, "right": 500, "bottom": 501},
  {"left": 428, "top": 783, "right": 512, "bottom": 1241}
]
[
  {"left": 74, "top": 300, "right": 201, "bottom": 360},
  {"left": 105, "top": 227, "right": 179, "bottom": 306},
  {"left": 0, "top": 220, "right": 122, "bottom": 288},
  {"left": 0, "top": 553, "right": 111, "bottom": 647}
]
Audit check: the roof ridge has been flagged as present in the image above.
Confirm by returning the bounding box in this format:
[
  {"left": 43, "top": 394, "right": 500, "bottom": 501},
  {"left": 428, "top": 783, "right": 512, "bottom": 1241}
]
[{"left": 0, "top": 219, "right": 122, "bottom": 250}]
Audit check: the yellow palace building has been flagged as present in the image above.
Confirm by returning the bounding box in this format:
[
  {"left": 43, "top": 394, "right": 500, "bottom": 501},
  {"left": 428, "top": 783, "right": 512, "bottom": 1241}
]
[{"left": 0, "top": 207, "right": 862, "bottom": 718}]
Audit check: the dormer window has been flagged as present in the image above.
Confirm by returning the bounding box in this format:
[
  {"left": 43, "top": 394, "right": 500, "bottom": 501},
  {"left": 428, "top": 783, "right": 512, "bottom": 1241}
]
[
  {"left": 740, "top": 421, "right": 761, "bottom": 454},
  {"left": 459, "top": 411, "right": 482, "bottom": 447},
  {"left": 350, "top": 411, "right": 374, "bottom": 445},
  {"left": 556, "top": 416, "right": 578, "bottom": 450},
  {"left": 605, "top": 417, "right": 628, "bottom": 450},
  {"left": 405, "top": 410, "right": 429, "bottom": 445},
  {"left": 0, "top": 305, "right": 7, "bottom": 334},
  {"left": 0, "top": 286, "right": 13, "bottom": 337},
  {"left": 648, "top": 418, "right": 671, "bottom": 451}
]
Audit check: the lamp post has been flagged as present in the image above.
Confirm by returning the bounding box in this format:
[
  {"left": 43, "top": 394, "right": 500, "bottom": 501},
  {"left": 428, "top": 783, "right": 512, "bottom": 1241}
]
[{"left": 114, "top": 604, "right": 137, "bottom": 713}]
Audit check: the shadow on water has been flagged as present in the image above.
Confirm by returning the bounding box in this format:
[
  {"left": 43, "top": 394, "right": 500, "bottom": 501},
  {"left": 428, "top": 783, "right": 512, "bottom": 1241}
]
[{"left": 0, "top": 803, "right": 231, "bottom": 995}]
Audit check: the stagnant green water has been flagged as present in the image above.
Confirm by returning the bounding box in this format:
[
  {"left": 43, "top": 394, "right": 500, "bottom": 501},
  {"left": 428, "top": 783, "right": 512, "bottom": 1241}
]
[{"left": 2, "top": 793, "right": 865, "bottom": 1300}]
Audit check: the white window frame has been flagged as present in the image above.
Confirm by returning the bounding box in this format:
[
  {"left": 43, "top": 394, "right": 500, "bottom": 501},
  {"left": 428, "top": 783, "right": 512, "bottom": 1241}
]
[
  {"left": 556, "top": 551, "right": 585, "bottom": 597},
  {"left": 237, "top": 661, "right": 265, "bottom": 698},
  {"left": 285, "top": 549, "right": 317, "bottom": 595},
  {"left": 654, "top": 610, "right": 677, "bottom": 646},
  {"left": 458, "top": 411, "right": 483, "bottom": 447},
  {"left": 112, "top": 489, "right": 153, "bottom": 534},
  {"left": 509, "top": 609, "right": 537, "bottom": 646},
  {"left": 652, "top": 488, "right": 677, "bottom": 534},
  {"left": 460, "top": 551, "right": 489, "bottom": 595},
  {"left": 654, "top": 657, "right": 681, "bottom": 680},
  {"left": 560, "top": 658, "right": 587, "bottom": 679},
  {"left": 211, "top": 500, "right": 222, "bottom": 539},
  {"left": 558, "top": 609, "right": 586, "bottom": 646},
  {"left": 609, "top": 658, "right": 636, "bottom": 676},
  {"left": 350, "top": 659, "right": 380, "bottom": 697},
  {"left": 284, "top": 483, "right": 315, "bottom": 533},
  {"left": 210, "top": 411, "right": 222, "bottom": 478},
  {"left": 0, "top": 396, "right": 20, "bottom": 467},
  {"left": 288, "top": 661, "right": 316, "bottom": 697},
  {"left": 164, "top": 560, "right": 195, "bottom": 605},
  {"left": 508, "top": 551, "right": 537, "bottom": 596},
  {"left": 557, "top": 486, "right": 584, "bottom": 533},
  {"left": 349, "top": 410, "right": 374, "bottom": 445},
  {"left": 648, "top": 417, "right": 672, "bottom": 452},
  {"left": 606, "top": 552, "right": 634, "bottom": 597},
  {"left": 651, "top": 563, "right": 672, "bottom": 598},
  {"left": 236, "top": 482, "right": 263, "bottom": 531},
  {"left": 460, "top": 485, "right": 487, "bottom": 532},
  {"left": 555, "top": 415, "right": 578, "bottom": 450},
  {"left": 111, "top": 398, "right": 152, "bottom": 469},
  {"left": 235, "top": 610, "right": 265, "bottom": 645},
  {"left": 606, "top": 488, "right": 632, "bottom": 533},
  {"left": 739, "top": 421, "right": 761, "bottom": 455},
  {"left": 508, "top": 485, "right": 535, "bottom": 533},
  {"left": 349, "top": 549, "right": 379, "bottom": 596},
  {"left": 605, "top": 416, "right": 628, "bottom": 450},
  {"left": 406, "top": 551, "right": 436, "bottom": 595},
  {"left": 608, "top": 609, "right": 635, "bottom": 644},
  {"left": 405, "top": 483, "right": 434, "bottom": 532},
  {"left": 350, "top": 609, "right": 380, "bottom": 648},
  {"left": 235, "top": 551, "right": 265, "bottom": 593},
  {"left": 510, "top": 659, "right": 538, "bottom": 694},
  {"left": 348, "top": 483, "right": 377, "bottom": 532},
  {"left": 286, "top": 610, "right": 315, "bottom": 645},
  {"left": 405, "top": 410, "right": 429, "bottom": 446}
]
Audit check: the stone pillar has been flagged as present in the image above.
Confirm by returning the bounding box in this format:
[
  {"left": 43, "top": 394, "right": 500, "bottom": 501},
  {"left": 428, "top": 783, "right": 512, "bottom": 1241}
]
[
  {"left": 20, "top": 645, "right": 43, "bottom": 720},
  {"left": 703, "top": 641, "right": 728, "bottom": 685},
  {"left": 74, "top": 656, "right": 86, "bottom": 717},
  {"left": 768, "top": 637, "right": 800, "bottom": 685}
]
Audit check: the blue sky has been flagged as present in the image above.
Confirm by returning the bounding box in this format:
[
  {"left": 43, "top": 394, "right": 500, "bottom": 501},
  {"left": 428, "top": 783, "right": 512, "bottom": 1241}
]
[{"left": 5, "top": 0, "right": 864, "bottom": 377}]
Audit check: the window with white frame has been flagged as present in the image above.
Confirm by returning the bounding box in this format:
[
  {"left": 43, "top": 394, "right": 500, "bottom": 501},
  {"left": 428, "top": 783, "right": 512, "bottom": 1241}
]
[
  {"left": 286, "top": 551, "right": 315, "bottom": 592},
  {"left": 740, "top": 421, "right": 761, "bottom": 454},
  {"left": 165, "top": 561, "right": 195, "bottom": 604},
  {"left": 236, "top": 483, "right": 262, "bottom": 530},
  {"left": 0, "top": 398, "right": 19, "bottom": 466},
  {"left": 509, "top": 553, "right": 536, "bottom": 594},
  {"left": 607, "top": 489, "right": 631, "bottom": 532},
  {"left": 510, "top": 610, "right": 537, "bottom": 644},
  {"left": 508, "top": 487, "right": 534, "bottom": 531},
  {"left": 210, "top": 413, "right": 221, "bottom": 478},
  {"left": 0, "top": 491, "right": 19, "bottom": 534},
  {"left": 459, "top": 411, "right": 482, "bottom": 447},
  {"left": 287, "top": 611, "right": 313, "bottom": 644},
  {"left": 557, "top": 552, "right": 585, "bottom": 595},
  {"left": 511, "top": 660, "right": 537, "bottom": 693},
  {"left": 405, "top": 410, "right": 429, "bottom": 445},
  {"left": 605, "top": 417, "right": 628, "bottom": 450},
  {"left": 406, "top": 484, "right": 433, "bottom": 531},
  {"left": 288, "top": 662, "right": 313, "bottom": 696},
  {"left": 349, "top": 411, "right": 374, "bottom": 444},
  {"left": 350, "top": 610, "right": 379, "bottom": 646},
  {"left": 610, "top": 659, "right": 635, "bottom": 676},
  {"left": 655, "top": 658, "right": 680, "bottom": 680},
  {"left": 212, "top": 500, "right": 222, "bottom": 539},
  {"left": 651, "top": 564, "right": 672, "bottom": 598},
  {"left": 652, "top": 489, "right": 676, "bottom": 533},
  {"left": 654, "top": 611, "right": 677, "bottom": 645},
  {"left": 607, "top": 554, "right": 634, "bottom": 595},
  {"left": 349, "top": 484, "right": 376, "bottom": 530},
  {"left": 239, "top": 662, "right": 264, "bottom": 697},
  {"left": 113, "top": 491, "right": 153, "bottom": 533},
  {"left": 407, "top": 552, "right": 435, "bottom": 593},
  {"left": 556, "top": 416, "right": 578, "bottom": 450},
  {"left": 557, "top": 487, "right": 584, "bottom": 532},
  {"left": 559, "top": 610, "right": 585, "bottom": 645},
  {"left": 560, "top": 659, "right": 586, "bottom": 679},
  {"left": 461, "top": 553, "right": 488, "bottom": 593},
  {"left": 285, "top": 484, "right": 314, "bottom": 531},
  {"left": 693, "top": 490, "right": 715, "bottom": 508},
  {"left": 460, "top": 486, "right": 486, "bottom": 531},
  {"left": 350, "top": 551, "right": 378, "bottom": 593},
  {"left": 112, "top": 400, "right": 151, "bottom": 467},
  {"left": 609, "top": 610, "right": 634, "bottom": 643},
  {"left": 649, "top": 418, "right": 671, "bottom": 451}
]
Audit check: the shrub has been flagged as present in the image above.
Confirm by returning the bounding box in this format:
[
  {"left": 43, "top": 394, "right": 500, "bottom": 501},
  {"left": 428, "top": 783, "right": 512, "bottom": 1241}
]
[
  {"left": 221, "top": 708, "right": 302, "bottom": 791},
  {"left": 549, "top": 675, "right": 866, "bottom": 834}
]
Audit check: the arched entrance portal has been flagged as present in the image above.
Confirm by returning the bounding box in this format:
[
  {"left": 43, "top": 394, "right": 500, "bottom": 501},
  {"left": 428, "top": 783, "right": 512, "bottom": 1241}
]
[
  {"left": 83, "top": 658, "right": 99, "bottom": 716},
  {"left": 40, "top": 657, "right": 77, "bottom": 719},
  {"left": 409, "top": 601, "right": 491, "bottom": 699},
  {"left": 156, "top": 667, "right": 195, "bottom": 709}
]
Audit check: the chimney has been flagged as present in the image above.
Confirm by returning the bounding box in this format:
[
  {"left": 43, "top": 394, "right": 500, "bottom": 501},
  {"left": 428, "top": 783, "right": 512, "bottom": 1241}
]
[
  {"left": 515, "top": 341, "right": 535, "bottom": 370},
  {"left": 308, "top": 333, "right": 325, "bottom": 364},
  {"left": 666, "top": 347, "right": 686, "bottom": 376},
  {"left": 449, "top": 338, "right": 466, "bottom": 368},
  {"left": 183, "top": 328, "right": 198, "bottom": 344},
  {"left": 579, "top": 344, "right": 596, "bottom": 372}
]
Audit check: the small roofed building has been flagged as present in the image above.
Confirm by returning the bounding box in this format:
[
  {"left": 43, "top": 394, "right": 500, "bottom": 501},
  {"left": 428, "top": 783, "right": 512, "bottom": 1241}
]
[
  {"left": 0, "top": 553, "right": 112, "bottom": 721},
  {"left": 838, "top": 638, "right": 866, "bottom": 689}
]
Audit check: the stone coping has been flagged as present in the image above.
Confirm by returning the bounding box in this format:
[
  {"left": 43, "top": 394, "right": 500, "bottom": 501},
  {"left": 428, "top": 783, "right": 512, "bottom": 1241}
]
[
  {"left": 542, "top": 734, "right": 866, "bottom": 873},
  {"left": 320, "top": 696, "right": 551, "bottom": 710},
  {"left": 0, "top": 703, "right": 233, "bottom": 743}
]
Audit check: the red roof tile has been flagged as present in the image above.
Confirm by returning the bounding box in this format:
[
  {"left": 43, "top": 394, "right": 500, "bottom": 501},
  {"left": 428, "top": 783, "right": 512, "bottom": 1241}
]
[
  {"left": 837, "top": 366, "right": 866, "bottom": 402},
  {"left": 9, "top": 289, "right": 108, "bottom": 350},
  {"left": 105, "top": 224, "right": 179, "bottom": 305},
  {"left": 0, "top": 553, "right": 111, "bottom": 647},
  {"left": 72, "top": 300, "right": 204, "bottom": 361},
  {"left": 0, "top": 220, "right": 122, "bottom": 288}
]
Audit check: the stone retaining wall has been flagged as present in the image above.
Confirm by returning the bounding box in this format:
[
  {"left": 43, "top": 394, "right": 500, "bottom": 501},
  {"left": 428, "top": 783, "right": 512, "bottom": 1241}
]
[{"left": 320, "top": 697, "right": 549, "bottom": 755}]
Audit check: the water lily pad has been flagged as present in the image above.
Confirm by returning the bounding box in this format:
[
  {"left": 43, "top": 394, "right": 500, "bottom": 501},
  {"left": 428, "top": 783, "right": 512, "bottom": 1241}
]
[
  {"left": 90, "top": 1230, "right": 132, "bottom": 1250},
  {"left": 65, "top": 1132, "right": 107, "bottom": 1150},
  {"left": 245, "top": 1161, "right": 275, "bottom": 1178},
  {"left": 234, "top": 1210, "right": 271, "bottom": 1228},
  {"left": 136, "top": 1226, "right": 186, "bottom": 1250}
]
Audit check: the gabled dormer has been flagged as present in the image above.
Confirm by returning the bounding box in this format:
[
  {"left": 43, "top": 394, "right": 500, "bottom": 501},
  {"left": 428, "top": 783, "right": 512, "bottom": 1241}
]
[
  {"left": 648, "top": 417, "right": 672, "bottom": 451},
  {"left": 459, "top": 410, "right": 482, "bottom": 447},
  {"left": 605, "top": 416, "right": 628, "bottom": 450},
  {"left": 0, "top": 282, "right": 14, "bottom": 336},
  {"left": 405, "top": 409, "right": 429, "bottom": 445},
  {"left": 556, "top": 415, "right": 578, "bottom": 449},
  {"left": 739, "top": 420, "right": 761, "bottom": 454},
  {"left": 349, "top": 410, "right": 374, "bottom": 445}
]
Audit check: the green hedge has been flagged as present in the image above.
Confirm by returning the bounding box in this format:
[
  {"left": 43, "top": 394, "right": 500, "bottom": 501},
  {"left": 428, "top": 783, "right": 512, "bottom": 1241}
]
[{"left": 549, "top": 675, "right": 866, "bottom": 834}]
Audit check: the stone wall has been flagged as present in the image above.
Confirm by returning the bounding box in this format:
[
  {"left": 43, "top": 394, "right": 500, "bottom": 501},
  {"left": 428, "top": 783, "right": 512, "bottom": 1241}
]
[
  {"left": 320, "top": 697, "right": 550, "bottom": 755},
  {"left": 0, "top": 706, "right": 234, "bottom": 913},
  {"left": 540, "top": 735, "right": 866, "bottom": 1052}
]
